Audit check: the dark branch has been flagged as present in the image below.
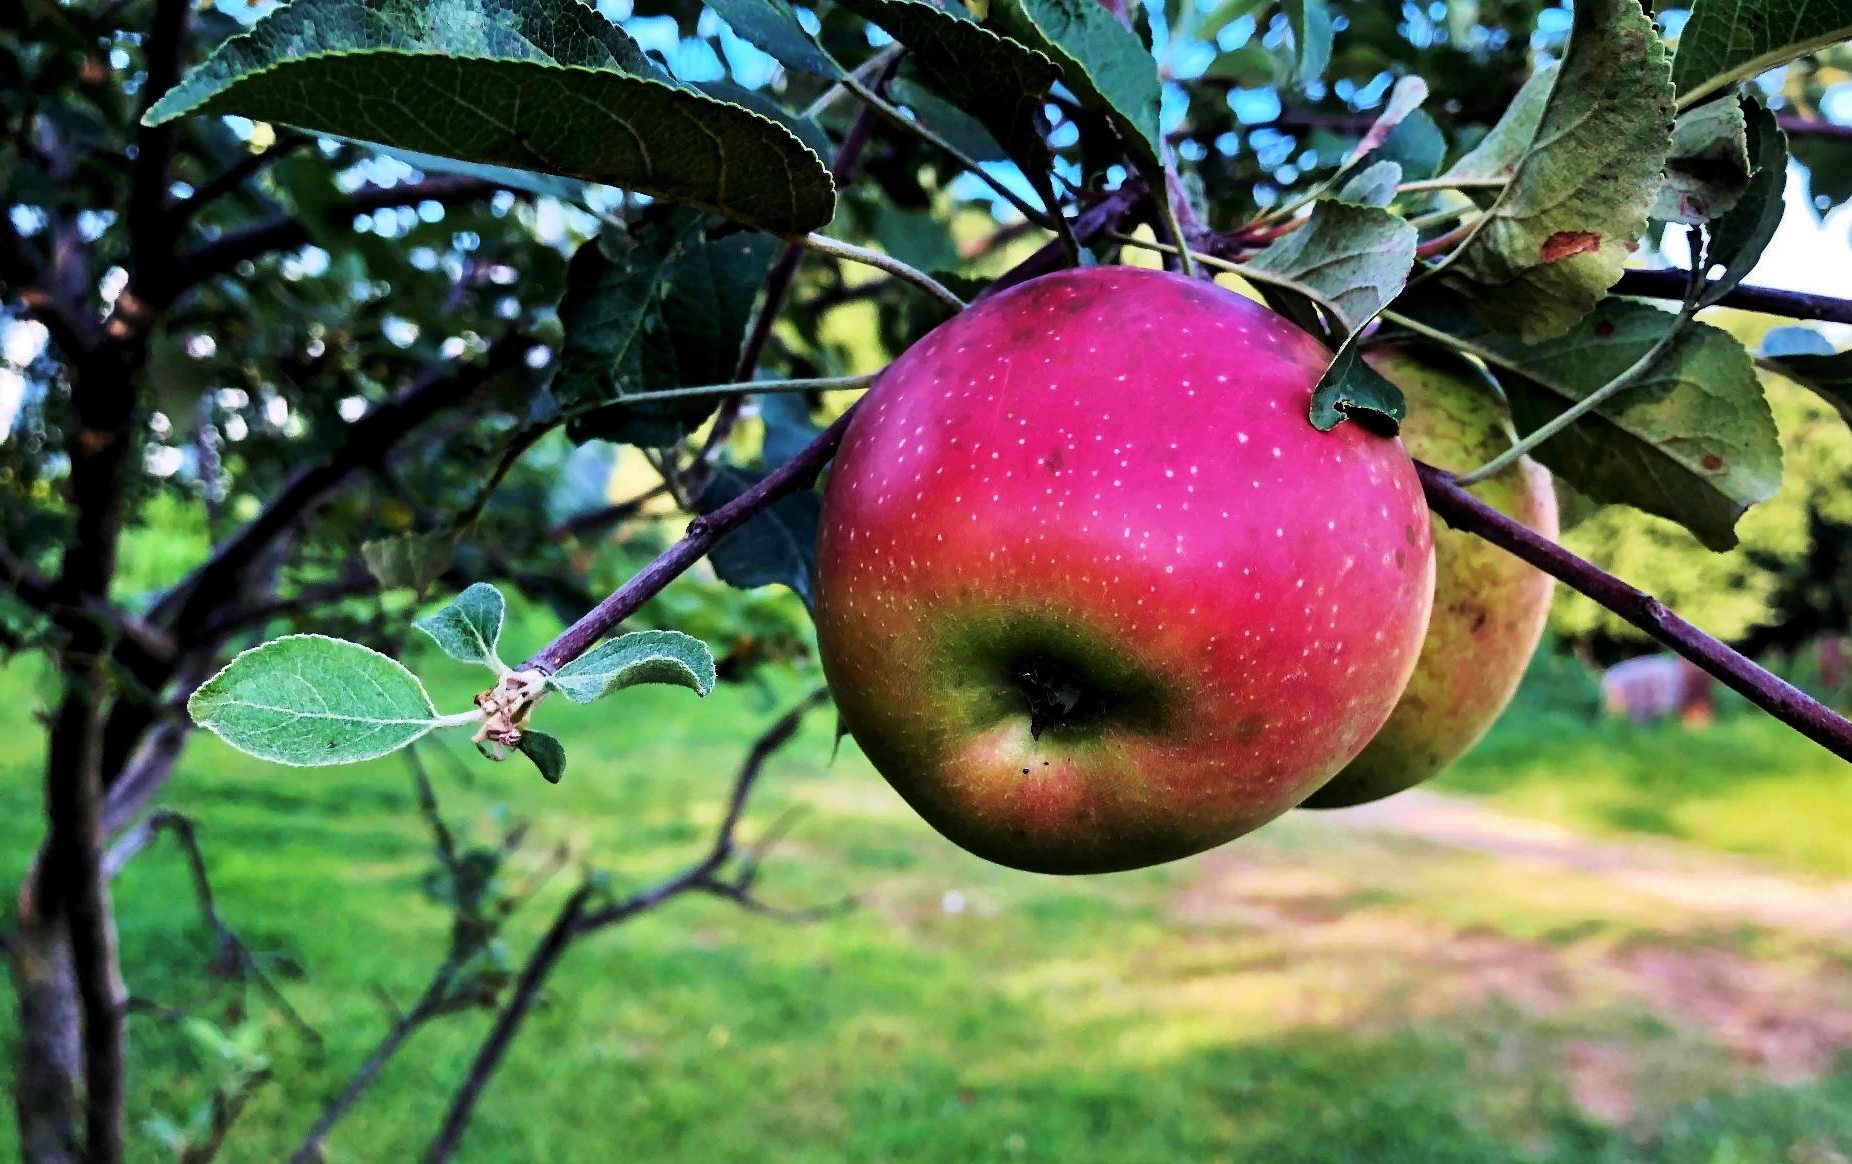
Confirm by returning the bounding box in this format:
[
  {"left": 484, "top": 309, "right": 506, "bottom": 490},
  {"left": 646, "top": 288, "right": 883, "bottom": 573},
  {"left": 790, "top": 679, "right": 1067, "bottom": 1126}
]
[
  {"left": 171, "top": 177, "right": 498, "bottom": 291},
  {"left": 152, "top": 332, "right": 531, "bottom": 631},
  {"left": 126, "top": 0, "right": 193, "bottom": 301},
  {"left": 1417, "top": 462, "right": 1852, "bottom": 761},
  {"left": 2, "top": 541, "right": 178, "bottom": 670},
  {"left": 684, "top": 92, "right": 888, "bottom": 500},
  {"left": 1777, "top": 115, "right": 1852, "bottom": 142},
  {"left": 526, "top": 409, "right": 855, "bottom": 675},
  {"left": 519, "top": 182, "right": 1151, "bottom": 678},
  {"left": 103, "top": 811, "right": 322, "bottom": 1050},
  {"left": 420, "top": 690, "right": 835, "bottom": 1164},
  {"left": 169, "top": 134, "right": 315, "bottom": 227},
  {"left": 1615, "top": 268, "right": 1852, "bottom": 326},
  {"left": 0, "top": 210, "right": 98, "bottom": 357}
]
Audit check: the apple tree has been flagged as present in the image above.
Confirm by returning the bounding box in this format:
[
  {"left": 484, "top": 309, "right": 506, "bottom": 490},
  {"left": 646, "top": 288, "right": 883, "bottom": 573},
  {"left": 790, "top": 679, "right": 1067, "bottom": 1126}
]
[{"left": 7, "top": 0, "right": 1852, "bottom": 1160}]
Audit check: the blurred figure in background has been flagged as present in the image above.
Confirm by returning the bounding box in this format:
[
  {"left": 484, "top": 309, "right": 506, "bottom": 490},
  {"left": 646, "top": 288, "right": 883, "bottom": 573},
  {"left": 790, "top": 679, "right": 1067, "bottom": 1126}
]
[{"left": 1602, "top": 655, "right": 1716, "bottom": 726}]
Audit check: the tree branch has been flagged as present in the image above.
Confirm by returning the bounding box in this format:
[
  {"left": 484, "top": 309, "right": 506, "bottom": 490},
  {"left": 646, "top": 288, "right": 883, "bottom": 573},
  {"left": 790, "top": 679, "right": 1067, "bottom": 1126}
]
[
  {"left": 1615, "top": 268, "right": 1852, "bottom": 326},
  {"left": 1417, "top": 462, "right": 1852, "bottom": 761},
  {"left": 0, "top": 210, "right": 98, "bottom": 357},
  {"left": 168, "top": 134, "right": 315, "bottom": 227},
  {"left": 151, "top": 332, "right": 531, "bottom": 632},
  {"left": 525, "top": 408, "right": 855, "bottom": 675},
  {"left": 170, "top": 177, "right": 498, "bottom": 291},
  {"left": 516, "top": 180, "right": 1152, "bottom": 680},
  {"left": 420, "top": 690, "right": 835, "bottom": 1164},
  {"left": 103, "top": 812, "right": 322, "bottom": 1049},
  {"left": 126, "top": 0, "right": 193, "bottom": 301},
  {"left": 1776, "top": 115, "right": 1852, "bottom": 142}
]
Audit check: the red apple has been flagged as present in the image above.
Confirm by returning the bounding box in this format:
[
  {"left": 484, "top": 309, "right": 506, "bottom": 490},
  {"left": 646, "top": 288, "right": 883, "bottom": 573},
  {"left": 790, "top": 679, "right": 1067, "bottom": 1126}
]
[
  {"left": 1301, "top": 346, "right": 1557, "bottom": 810},
  {"left": 814, "top": 266, "right": 1435, "bottom": 874}
]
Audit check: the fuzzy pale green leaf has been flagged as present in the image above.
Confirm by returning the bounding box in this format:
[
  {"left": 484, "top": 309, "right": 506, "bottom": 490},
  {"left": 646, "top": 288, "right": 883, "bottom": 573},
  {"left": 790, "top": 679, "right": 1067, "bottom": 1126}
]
[
  {"left": 144, "top": 0, "right": 835, "bottom": 234},
  {"left": 413, "top": 582, "right": 507, "bottom": 668},
  {"left": 187, "top": 635, "right": 445, "bottom": 766},
  {"left": 1442, "top": 0, "right": 1675, "bottom": 341},
  {"left": 548, "top": 630, "right": 717, "bottom": 703},
  {"left": 1336, "top": 160, "right": 1402, "bottom": 208}
]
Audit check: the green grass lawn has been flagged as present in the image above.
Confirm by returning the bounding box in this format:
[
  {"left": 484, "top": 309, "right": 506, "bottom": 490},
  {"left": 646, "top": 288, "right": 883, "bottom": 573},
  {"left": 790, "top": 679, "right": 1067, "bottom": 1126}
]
[
  {"left": 1439, "top": 662, "right": 1852, "bottom": 880},
  {"left": 2, "top": 625, "right": 1850, "bottom": 1164}
]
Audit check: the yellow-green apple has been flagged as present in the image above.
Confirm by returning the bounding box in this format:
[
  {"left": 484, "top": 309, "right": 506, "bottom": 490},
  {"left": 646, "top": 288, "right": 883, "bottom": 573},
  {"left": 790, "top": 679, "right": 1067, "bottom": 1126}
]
[
  {"left": 1300, "top": 345, "right": 1557, "bottom": 810},
  {"left": 813, "top": 266, "right": 1435, "bottom": 874}
]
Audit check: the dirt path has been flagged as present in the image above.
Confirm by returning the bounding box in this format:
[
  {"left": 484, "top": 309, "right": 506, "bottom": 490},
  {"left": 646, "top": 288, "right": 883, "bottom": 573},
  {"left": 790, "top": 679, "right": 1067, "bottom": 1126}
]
[{"left": 1317, "top": 789, "right": 1852, "bottom": 939}]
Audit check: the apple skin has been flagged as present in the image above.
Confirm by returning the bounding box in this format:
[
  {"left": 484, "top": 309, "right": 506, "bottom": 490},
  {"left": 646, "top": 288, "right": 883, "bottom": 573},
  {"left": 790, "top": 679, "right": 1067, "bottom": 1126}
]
[
  {"left": 1300, "top": 345, "right": 1558, "bottom": 810},
  {"left": 813, "top": 267, "right": 1435, "bottom": 874}
]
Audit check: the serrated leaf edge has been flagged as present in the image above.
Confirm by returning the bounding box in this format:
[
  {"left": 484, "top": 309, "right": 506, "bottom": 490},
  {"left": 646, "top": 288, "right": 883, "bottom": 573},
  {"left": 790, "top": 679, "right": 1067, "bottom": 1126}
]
[{"left": 186, "top": 633, "right": 446, "bottom": 767}]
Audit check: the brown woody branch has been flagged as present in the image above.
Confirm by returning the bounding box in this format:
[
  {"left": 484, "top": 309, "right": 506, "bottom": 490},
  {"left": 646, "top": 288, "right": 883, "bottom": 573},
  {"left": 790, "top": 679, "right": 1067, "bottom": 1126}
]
[
  {"left": 420, "top": 689, "right": 837, "bottom": 1164},
  {"left": 685, "top": 88, "right": 890, "bottom": 501},
  {"left": 170, "top": 177, "right": 499, "bottom": 291},
  {"left": 1418, "top": 463, "right": 1852, "bottom": 760},
  {"left": 103, "top": 811, "right": 322, "bottom": 1049},
  {"left": 1616, "top": 268, "right": 1852, "bottom": 326},
  {"left": 168, "top": 134, "right": 315, "bottom": 227}
]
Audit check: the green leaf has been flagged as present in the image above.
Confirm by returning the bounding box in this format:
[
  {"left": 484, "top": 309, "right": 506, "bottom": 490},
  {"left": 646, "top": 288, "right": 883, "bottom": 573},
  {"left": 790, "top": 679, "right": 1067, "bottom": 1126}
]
[
  {"left": 1440, "top": 0, "right": 1675, "bottom": 341},
  {"left": 414, "top": 582, "right": 507, "bottom": 669},
  {"left": 554, "top": 209, "right": 778, "bottom": 446},
  {"left": 516, "top": 729, "right": 567, "bottom": 784},
  {"left": 1396, "top": 292, "right": 1783, "bottom": 550},
  {"left": 1653, "top": 97, "right": 1752, "bottom": 224},
  {"left": 187, "top": 635, "right": 446, "bottom": 766},
  {"left": 1197, "top": 0, "right": 1267, "bottom": 42},
  {"left": 697, "top": 464, "right": 823, "bottom": 605},
  {"left": 700, "top": 0, "right": 842, "bottom": 79},
  {"left": 1309, "top": 339, "right": 1406, "bottom": 434},
  {"left": 1346, "top": 75, "right": 1427, "bottom": 166},
  {"left": 887, "top": 78, "right": 1009, "bottom": 163},
  {"left": 1443, "top": 62, "right": 1555, "bottom": 187},
  {"left": 758, "top": 393, "right": 823, "bottom": 469},
  {"left": 835, "top": 0, "right": 1060, "bottom": 183},
  {"left": 1377, "top": 109, "right": 1445, "bottom": 182},
  {"left": 1203, "top": 44, "right": 1277, "bottom": 87},
  {"left": 547, "top": 630, "right": 718, "bottom": 702},
  {"left": 1701, "top": 95, "right": 1789, "bottom": 308},
  {"left": 361, "top": 529, "right": 458, "bottom": 596},
  {"left": 1282, "top": 0, "right": 1332, "bottom": 87},
  {"left": 701, "top": 81, "right": 835, "bottom": 163},
  {"left": 986, "top": 0, "right": 1163, "bottom": 167},
  {"left": 1336, "top": 160, "right": 1402, "bottom": 208},
  {"left": 1672, "top": 0, "right": 1852, "bottom": 108},
  {"left": 143, "top": 0, "right": 836, "bottom": 234},
  {"left": 1243, "top": 200, "right": 1417, "bottom": 336},
  {"left": 1760, "top": 328, "right": 1852, "bottom": 432}
]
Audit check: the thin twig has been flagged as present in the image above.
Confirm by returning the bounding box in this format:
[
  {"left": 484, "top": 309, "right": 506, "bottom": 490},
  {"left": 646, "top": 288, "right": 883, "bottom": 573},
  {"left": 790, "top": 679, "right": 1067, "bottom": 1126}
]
[
  {"left": 420, "top": 690, "right": 835, "bottom": 1164},
  {"left": 1615, "top": 269, "right": 1852, "bottom": 326},
  {"left": 791, "top": 234, "right": 968, "bottom": 310},
  {"left": 841, "top": 71, "right": 1056, "bottom": 230},
  {"left": 169, "top": 134, "right": 314, "bottom": 226},
  {"left": 1417, "top": 462, "right": 1852, "bottom": 760}
]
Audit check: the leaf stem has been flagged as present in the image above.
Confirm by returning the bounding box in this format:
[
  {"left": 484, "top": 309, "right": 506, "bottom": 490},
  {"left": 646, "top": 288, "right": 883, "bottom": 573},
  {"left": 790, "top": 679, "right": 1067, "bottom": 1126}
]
[
  {"left": 802, "top": 45, "right": 904, "bottom": 121},
  {"left": 1155, "top": 195, "right": 1198, "bottom": 278},
  {"left": 839, "top": 70, "right": 1057, "bottom": 230},
  {"left": 790, "top": 233, "right": 968, "bottom": 310},
  {"left": 1394, "top": 176, "right": 1510, "bottom": 195},
  {"left": 601, "top": 375, "right": 875, "bottom": 405},
  {"left": 1454, "top": 250, "right": 1706, "bottom": 486},
  {"left": 431, "top": 710, "right": 487, "bottom": 731}
]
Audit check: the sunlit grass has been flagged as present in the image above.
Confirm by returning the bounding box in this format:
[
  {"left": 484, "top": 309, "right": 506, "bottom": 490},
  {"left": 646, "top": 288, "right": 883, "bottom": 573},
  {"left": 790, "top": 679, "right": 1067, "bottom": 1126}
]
[{"left": 1, "top": 633, "right": 1849, "bottom": 1162}]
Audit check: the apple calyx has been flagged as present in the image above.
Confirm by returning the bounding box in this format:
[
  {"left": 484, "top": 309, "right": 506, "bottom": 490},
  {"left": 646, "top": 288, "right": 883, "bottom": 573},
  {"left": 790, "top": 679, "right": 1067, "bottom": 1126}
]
[{"left": 472, "top": 667, "right": 550, "bottom": 758}]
